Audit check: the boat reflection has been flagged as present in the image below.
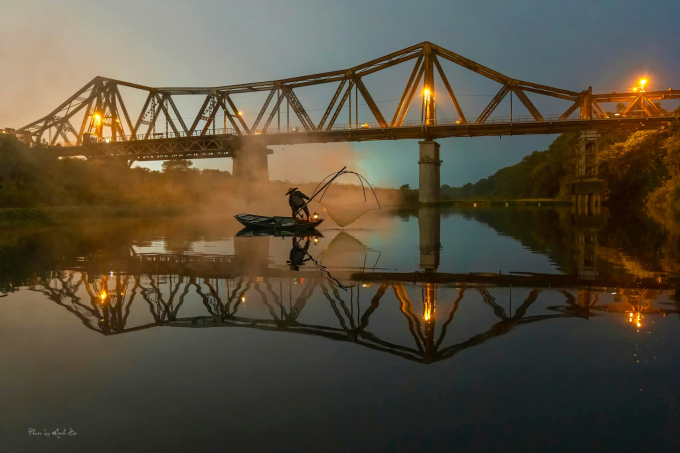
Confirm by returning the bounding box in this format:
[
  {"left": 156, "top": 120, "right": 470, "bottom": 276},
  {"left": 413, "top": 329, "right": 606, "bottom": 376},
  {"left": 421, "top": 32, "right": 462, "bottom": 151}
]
[{"left": 235, "top": 228, "right": 323, "bottom": 238}]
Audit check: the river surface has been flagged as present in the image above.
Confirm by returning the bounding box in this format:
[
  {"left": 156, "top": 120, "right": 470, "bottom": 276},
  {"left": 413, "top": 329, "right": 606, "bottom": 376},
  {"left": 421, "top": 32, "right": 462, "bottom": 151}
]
[{"left": 1, "top": 207, "right": 679, "bottom": 452}]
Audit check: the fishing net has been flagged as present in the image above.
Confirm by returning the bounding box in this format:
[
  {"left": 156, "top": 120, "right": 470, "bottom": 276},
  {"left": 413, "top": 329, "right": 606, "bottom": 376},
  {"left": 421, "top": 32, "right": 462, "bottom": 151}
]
[
  {"left": 318, "top": 232, "right": 369, "bottom": 260},
  {"left": 312, "top": 169, "right": 381, "bottom": 228},
  {"left": 321, "top": 201, "right": 377, "bottom": 227}
]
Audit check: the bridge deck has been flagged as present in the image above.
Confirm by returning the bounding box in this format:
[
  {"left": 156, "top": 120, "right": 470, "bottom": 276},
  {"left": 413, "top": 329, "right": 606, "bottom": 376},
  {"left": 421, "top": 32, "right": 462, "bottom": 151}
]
[{"left": 59, "top": 116, "right": 674, "bottom": 161}]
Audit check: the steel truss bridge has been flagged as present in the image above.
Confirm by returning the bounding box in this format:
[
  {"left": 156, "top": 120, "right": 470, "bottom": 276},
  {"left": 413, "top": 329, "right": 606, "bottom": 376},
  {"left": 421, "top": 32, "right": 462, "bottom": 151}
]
[
  {"left": 30, "top": 267, "right": 678, "bottom": 365},
  {"left": 14, "top": 42, "right": 680, "bottom": 162}
]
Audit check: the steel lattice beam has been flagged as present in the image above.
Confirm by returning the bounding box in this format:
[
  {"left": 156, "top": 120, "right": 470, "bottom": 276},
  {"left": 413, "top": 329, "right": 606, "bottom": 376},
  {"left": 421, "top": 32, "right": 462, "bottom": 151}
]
[
  {"left": 15, "top": 42, "right": 680, "bottom": 151},
  {"left": 475, "top": 85, "right": 510, "bottom": 124}
]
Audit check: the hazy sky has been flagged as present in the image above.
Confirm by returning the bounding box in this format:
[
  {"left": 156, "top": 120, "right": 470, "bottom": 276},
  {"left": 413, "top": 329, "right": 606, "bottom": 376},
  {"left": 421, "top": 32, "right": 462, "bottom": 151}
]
[{"left": 2, "top": 0, "right": 679, "bottom": 187}]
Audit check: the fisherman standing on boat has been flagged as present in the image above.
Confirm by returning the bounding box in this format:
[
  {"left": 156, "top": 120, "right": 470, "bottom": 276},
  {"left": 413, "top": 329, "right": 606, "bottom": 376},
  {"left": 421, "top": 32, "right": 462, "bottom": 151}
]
[{"left": 286, "top": 187, "right": 311, "bottom": 221}]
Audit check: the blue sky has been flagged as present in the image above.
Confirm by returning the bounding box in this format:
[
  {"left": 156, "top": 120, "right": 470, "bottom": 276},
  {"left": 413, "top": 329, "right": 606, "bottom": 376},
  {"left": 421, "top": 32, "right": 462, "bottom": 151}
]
[{"left": 2, "top": 0, "right": 679, "bottom": 187}]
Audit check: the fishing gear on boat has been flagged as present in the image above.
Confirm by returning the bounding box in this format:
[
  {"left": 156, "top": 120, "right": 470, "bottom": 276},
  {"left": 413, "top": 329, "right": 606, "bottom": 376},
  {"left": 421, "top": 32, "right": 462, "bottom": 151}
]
[
  {"left": 292, "top": 166, "right": 347, "bottom": 219},
  {"left": 309, "top": 168, "right": 381, "bottom": 227}
]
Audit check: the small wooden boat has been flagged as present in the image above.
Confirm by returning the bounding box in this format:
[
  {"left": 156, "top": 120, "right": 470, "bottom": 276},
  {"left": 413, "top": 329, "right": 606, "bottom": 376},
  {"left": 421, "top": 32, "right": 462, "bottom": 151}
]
[
  {"left": 235, "top": 227, "right": 323, "bottom": 238},
  {"left": 235, "top": 213, "right": 324, "bottom": 231}
]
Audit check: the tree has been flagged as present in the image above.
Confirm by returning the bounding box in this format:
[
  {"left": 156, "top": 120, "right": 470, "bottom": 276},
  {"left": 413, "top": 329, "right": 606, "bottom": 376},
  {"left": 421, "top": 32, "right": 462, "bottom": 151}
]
[
  {"left": 162, "top": 160, "right": 193, "bottom": 172},
  {"left": 399, "top": 184, "right": 410, "bottom": 191}
]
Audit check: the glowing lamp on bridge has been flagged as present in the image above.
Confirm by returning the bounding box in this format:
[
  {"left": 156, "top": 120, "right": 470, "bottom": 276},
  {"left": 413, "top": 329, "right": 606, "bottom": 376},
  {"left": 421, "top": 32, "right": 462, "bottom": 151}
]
[
  {"left": 639, "top": 78, "right": 647, "bottom": 91},
  {"left": 94, "top": 114, "right": 102, "bottom": 125},
  {"left": 313, "top": 212, "right": 319, "bottom": 220},
  {"left": 100, "top": 291, "right": 107, "bottom": 302},
  {"left": 238, "top": 111, "right": 242, "bottom": 116}
]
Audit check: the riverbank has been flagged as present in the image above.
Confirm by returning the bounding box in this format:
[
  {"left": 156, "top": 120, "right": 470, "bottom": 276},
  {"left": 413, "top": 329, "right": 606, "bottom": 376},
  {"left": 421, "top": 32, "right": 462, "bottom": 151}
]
[
  {"left": 398, "top": 198, "right": 572, "bottom": 208},
  {"left": 0, "top": 198, "right": 574, "bottom": 225},
  {"left": 0, "top": 205, "right": 183, "bottom": 225},
  {"left": 441, "top": 198, "right": 570, "bottom": 207}
]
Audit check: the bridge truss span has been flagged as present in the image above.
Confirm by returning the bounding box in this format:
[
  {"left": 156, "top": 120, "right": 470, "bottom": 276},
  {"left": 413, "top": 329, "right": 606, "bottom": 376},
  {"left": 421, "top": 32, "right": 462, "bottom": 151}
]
[{"left": 13, "top": 41, "right": 680, "bottom": 161}]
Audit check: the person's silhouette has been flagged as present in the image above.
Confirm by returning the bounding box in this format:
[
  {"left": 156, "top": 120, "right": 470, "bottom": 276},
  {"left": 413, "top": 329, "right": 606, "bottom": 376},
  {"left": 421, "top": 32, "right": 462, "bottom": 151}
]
[{"left": 287, "top": 237, "right": 312, "bottom": 271}]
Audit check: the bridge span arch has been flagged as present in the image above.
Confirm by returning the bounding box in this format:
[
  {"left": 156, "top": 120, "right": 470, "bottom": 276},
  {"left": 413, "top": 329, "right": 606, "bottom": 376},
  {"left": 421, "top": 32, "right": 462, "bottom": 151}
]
[{"left": 12, "top": 41, "right": 680, "bottom": 189}]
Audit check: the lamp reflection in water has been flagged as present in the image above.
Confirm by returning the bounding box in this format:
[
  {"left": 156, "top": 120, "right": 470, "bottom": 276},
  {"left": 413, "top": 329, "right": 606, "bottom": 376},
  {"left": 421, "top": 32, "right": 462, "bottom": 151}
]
[
  {"left": 628, "top": 311, "right": 643, "bottom": 328},
  {"left": 423, "top": 283, "right": 435, "bottom": 322},
  {"left": 422, "top": 283, "right": 437, "bottom": 362}
]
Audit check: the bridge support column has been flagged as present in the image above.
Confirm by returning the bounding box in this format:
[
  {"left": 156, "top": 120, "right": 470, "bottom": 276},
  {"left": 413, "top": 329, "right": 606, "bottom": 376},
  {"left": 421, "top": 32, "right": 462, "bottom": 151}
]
[
  {"left": 418, "top": 140, "right": 442, "bottom": 204},
  {"left": 232, "top": 144, "right": 273, "bottom": 182},
  {"left": 418, "top": 206, "right": 441, "bottom": 272},
  {"left": 572, "top": 198, "right": 603, "bottom": 281},
  {"left": 571, "top": 130, "right": 602, "bottom": 216}
]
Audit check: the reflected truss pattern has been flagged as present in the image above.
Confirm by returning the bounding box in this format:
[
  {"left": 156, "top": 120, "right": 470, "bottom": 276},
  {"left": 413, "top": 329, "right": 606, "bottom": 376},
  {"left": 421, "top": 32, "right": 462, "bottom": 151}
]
[{"left": 29, "top": 269, "right": 680, "bottom": 365}]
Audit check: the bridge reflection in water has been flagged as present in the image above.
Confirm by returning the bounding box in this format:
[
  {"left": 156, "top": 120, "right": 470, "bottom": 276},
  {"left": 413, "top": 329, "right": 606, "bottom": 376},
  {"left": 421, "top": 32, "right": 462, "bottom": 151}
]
[{"left": 29, "top": 226, "right": 679, "bottom": 365}]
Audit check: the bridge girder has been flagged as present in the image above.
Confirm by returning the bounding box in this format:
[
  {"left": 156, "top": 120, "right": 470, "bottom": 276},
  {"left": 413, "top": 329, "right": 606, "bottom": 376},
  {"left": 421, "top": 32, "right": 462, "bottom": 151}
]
[{"left": 49, "top": 116, "right": 673, "bottom": 162}]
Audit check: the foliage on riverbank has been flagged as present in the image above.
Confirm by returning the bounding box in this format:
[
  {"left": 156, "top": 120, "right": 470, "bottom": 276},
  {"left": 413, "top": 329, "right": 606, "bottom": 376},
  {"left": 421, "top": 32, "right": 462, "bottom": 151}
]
[
  {"left": 444, "top": 121, "right": 680, "bottom": 216},
  {"left": 442, "top": 133, "right": 581, "bottom": 200},
  {"left": 0, "top": 206, "right": 184, "bottom": 225},
  {"left": 0, "top": 135, "right": 401, "bottom": 220}
]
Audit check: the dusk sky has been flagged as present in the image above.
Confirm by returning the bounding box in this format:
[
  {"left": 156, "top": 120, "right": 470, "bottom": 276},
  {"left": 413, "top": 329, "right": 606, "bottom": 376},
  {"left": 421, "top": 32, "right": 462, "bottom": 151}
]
[{"left": 2, "top": 0, "right": 679, "bottom": 187}]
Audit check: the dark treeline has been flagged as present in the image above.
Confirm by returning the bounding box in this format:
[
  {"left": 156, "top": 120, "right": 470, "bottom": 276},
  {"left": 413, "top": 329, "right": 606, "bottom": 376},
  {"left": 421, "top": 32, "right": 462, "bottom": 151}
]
[
  {"left": 439, "top": 122, "right": 680, "bottom": 216},
  {"left": 0, "top": 135, "right": 236, "bottom": 209},
  {"left": 441, "top": 133, "right": 581, "bottom": 200},
  {"left": 0, "top": 135, "right": 400, "bottom": 216}
]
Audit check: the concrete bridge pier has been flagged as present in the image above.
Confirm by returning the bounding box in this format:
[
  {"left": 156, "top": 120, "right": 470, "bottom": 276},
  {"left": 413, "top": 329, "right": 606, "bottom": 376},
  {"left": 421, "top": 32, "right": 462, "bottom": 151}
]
[
  {"left": 571, "top": 130, "right": 602, "bottom": 216},
  {"left": 574, "top": 193, "right": 601, "bottom": 216},
  {"left": 232, "top": 144, "right": 273, "bottom": 181},
  {"left": 418, "top": 206, "right": 441, "bottom": 272},
  {"left": 418, "top": 140, "right": 442, "bottom": 204},
  {"left": 572, "top": 213, "right": 603, "bottom": 281}
]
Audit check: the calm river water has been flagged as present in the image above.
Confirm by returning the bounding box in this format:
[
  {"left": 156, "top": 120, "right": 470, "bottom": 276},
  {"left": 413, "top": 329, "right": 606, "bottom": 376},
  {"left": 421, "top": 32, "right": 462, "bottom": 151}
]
[{"left": 1, "top": 207, "right": 679, "bottom": 452}]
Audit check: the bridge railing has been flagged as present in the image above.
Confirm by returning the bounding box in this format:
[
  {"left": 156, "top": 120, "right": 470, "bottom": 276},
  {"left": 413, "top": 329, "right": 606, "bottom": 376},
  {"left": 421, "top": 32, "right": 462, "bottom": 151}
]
[
  {"left": 51, "top": 110, "right": 671, "bottom": 147},
  {"left": 322, "top": 114, "right": 584, "bottom": 132},
  {"left": 105, "top": 127, "right": 238, "bottom": 142},
  {"left": 248, "top": 113, "right": 585, "bottom": 135},
  {"left": 43, "top": 114, "right": 570, "bottom": 147}
]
